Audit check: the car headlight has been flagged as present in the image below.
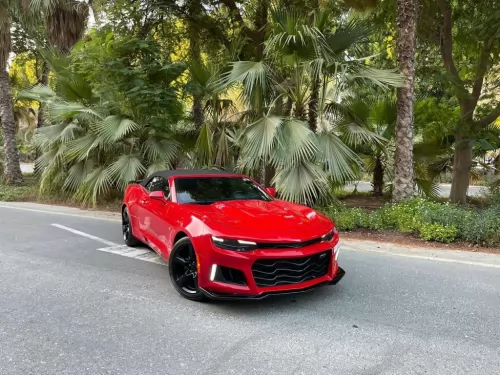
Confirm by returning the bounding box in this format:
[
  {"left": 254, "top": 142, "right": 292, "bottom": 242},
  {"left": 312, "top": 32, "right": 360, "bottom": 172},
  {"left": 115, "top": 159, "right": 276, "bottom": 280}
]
[
  {"left": 211, "top": 236, "right": 258, "bottom": 252},
  {"left": 321, "top": 227, "right": 336, "bottom": 242}
]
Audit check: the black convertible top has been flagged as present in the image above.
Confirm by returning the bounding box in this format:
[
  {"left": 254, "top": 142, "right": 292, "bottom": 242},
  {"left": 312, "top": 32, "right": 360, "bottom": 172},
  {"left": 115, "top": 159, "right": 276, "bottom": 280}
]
[{"left": 138, "top": 169, "right": 241, "bottom": 187}]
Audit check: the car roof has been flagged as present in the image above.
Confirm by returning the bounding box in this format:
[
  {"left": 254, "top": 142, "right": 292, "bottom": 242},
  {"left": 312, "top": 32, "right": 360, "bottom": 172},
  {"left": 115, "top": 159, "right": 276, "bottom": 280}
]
[{"left": 139, "top": 169, "right": 242, "bottom": 187}]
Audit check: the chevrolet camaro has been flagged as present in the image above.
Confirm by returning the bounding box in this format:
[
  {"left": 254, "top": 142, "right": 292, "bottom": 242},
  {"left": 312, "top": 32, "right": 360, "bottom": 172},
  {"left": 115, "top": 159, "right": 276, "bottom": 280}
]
[{"left": 122, "top": 170, "right": 345, "bottom": 301}]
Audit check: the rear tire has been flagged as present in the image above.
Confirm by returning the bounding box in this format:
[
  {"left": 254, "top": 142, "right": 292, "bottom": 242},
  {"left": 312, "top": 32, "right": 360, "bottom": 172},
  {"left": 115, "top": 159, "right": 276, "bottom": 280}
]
[
  {"left": 122, "top": 207, "right": 141, "bottom": 247},
  {"left": 169, "top": 237, "right": 208, "bottom": 302}
]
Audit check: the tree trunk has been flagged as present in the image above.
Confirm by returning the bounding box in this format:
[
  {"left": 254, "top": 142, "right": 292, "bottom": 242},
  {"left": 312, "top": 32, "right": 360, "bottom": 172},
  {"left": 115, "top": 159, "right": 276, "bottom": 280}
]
[
  {"left": 372, "top": 155, "right": 384, "bottom": 196},
  {"left": 0, "top": 69, "right": 23, "bottom": 184},
  {"left": 294, "top": 105, "right": 307, "bottom": 121},
  {"left": 308, "top": 77, "right": 320, "bottom": 131},
  {"left": 252, "top": 0, "right": 268, "bottom": 60},
  {"left": 187, "top": 0, "right": 204, "bottom": 128},
  {"left": 264, "top": 163, "right": 276, "bottom": 188},
  {"left": 393, "top": 0, "right": 418, "bottom": 203},
  {"left": 449, "top": 136, "right": 473, "bottom": 204},
  {"left": 37, "top": 61, "right": 50, "bottom": 129},
  {"left": 284, "top": 98, "right": 293, "bottom": 117}
]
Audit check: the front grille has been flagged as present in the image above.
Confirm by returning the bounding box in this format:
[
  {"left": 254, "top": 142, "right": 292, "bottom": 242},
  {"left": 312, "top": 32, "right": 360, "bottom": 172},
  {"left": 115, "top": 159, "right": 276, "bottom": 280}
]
[
  {"left": 256, "top": 237, "right": 322, "bottom": 249},
  {"left": 252, "top": 250, "right": 331, "bottom": 287}
]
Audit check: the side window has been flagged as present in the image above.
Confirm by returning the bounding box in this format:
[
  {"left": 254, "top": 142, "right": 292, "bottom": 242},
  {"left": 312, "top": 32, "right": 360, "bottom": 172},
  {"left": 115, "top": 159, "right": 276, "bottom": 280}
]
[{"left": 145, "top": 177, "right": 170, "bottom": 198}]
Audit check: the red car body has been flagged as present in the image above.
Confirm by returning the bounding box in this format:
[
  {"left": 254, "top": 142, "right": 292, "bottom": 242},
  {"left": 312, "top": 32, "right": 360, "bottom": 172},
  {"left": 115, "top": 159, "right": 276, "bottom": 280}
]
[{"left": 122, "top": 170, "right": 344, "bottom": 300}]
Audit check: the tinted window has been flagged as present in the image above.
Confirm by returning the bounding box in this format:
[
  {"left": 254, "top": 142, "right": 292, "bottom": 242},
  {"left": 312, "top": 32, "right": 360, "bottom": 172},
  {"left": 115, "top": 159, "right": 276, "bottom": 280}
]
[
  {"left": 145, "top": 176, "right": 170, "bottom": 197},
  {"left": 174, "top": 177, "right": 271, "bottom": 204}
]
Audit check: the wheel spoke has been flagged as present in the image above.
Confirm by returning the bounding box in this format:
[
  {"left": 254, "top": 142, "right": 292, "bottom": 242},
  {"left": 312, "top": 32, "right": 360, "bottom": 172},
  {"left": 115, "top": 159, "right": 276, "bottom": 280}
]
[
  {"left": 174, "top": 256, "right": 189, "bottom": 266},
  {"left": 176, "top": 274, "right": 189, "bottom": 287},
  {"left": 188, "top": 244, "right": 196, "bottom": 259}
]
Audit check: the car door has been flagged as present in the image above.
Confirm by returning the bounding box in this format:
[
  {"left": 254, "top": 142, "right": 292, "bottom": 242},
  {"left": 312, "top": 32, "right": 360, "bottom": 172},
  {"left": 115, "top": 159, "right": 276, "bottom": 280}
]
[
  {"left": 136, "top": 176, "right": 163, "bottom": 246},
  {"left": 147, "top": 177, "right": 174, "bottom": 255}
]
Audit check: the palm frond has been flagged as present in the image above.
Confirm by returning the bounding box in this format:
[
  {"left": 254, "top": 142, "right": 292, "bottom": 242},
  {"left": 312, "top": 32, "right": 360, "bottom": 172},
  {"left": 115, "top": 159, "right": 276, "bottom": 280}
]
[
  {"left": 47, "top": 101, "right": 104, "bottom": 121},
  {"left": 210, "top": 61, "right": 274, "bottom": 109},
  {"left": 273, "top": 161, "right": 332, "bottom": 204},
  {"left": 195, "top": 122, "right": 214, "bottom": 167},
  {"left": 415, "top": 178, "right": 441, "bottom": 199},
  {"left": 326, "top": 18, "right": 374, "bottom": 57},
  {"left": 239, "top": 115, "right": 282, "bottom": 169},
  {"left": 316, "top": 132, "right": 360, "bottom": 183},
  {"left": 63, "top": 158, "right": 95, "bottom": 191},
  {"left": 214, "top": 125, "right": 234, "bottom": 168},
  {"left": 147, "top": 162, "right": 169, "bottom": 176},
  {"left": 75, "top": 166, "right": 114, "bottom": 206},
  {"left": 266, "top": 8, "right": 332, "bottom": 60},
  {"left": 65, "top": 133, "right": 98, "bottom": 162},
  {"left": 347, "top": 65, "right": 405, "bottom": 89},
  {"left": 18, "top": 84, "right": 57, "bottom": 102},
  {"left": 141, "top": 138, "right": 179, "bottom": 165},
  {"left": 272, "top": 119, "right": 318, "bottom": 168},
  {"left": 106, "top": 154, "right": 146, "bottom": 190},
  {"left": 93, "top": 115, "right": 141, "bottom": 143}
]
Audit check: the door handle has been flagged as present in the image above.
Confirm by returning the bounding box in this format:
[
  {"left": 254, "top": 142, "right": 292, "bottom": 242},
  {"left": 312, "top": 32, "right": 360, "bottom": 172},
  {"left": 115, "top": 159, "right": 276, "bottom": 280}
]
[{"left": 139, "top": 199, "right": 148, "bottom": 204}]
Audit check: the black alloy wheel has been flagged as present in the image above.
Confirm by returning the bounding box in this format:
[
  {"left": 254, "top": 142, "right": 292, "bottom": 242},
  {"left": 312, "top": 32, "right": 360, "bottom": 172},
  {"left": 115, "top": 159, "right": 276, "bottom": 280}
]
[
  {"left": 169, "top": 237, "right": 207, "bottom": 301},
  {"left": 122, "top": 207, "right": 141, "bottom": 247}
]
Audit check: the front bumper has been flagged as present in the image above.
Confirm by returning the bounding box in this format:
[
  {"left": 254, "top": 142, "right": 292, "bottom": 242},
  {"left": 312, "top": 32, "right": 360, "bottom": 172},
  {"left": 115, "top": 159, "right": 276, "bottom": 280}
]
[
  {"left": 199, "top": 266, "right": 345, "bottom": 300},
  {"left": 195, "top": 236, "right": 344, "bottom": 300}
]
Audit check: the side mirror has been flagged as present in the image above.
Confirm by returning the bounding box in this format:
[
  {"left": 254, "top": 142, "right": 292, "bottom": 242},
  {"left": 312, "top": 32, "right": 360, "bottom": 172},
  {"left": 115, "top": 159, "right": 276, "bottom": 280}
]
[
  {"left": 266, "top": 187, "right": 277, "bottom": 197},
  {"left": 149, "top": 190, "right": 167, "bottom": 202}
]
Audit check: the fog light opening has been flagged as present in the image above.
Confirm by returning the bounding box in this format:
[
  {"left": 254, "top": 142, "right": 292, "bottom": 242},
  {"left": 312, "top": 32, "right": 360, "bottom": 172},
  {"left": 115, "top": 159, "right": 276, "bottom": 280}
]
[
  {"left": 334, "top": 243, "right": 341, "bottom": 261},
  {"left": 210, "top": 264, "right": 218, "bottom": 281}
]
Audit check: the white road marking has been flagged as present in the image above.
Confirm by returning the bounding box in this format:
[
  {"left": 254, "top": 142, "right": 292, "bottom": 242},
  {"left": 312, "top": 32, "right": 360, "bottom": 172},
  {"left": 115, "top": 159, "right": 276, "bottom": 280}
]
[
  {"left": 51, "top": 224, "right": 117, "bottom": 246},
  {"left": 51, "top": 223, "right": 165, "bottom": 266},
  {"left": 344, "top": 247, "right": 500, "bottom": 269},
  {"left": 0, "top": 204, "right": 121, "bottom": 222},
  {"left": 97, "top": 245, "right": 166, "bottom": 266}
]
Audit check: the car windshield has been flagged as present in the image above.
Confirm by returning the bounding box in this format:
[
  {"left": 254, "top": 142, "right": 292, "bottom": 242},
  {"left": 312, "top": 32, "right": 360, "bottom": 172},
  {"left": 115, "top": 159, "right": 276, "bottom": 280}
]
[{"left": 174, "top": 177, "right": 272, "bottom": 204}]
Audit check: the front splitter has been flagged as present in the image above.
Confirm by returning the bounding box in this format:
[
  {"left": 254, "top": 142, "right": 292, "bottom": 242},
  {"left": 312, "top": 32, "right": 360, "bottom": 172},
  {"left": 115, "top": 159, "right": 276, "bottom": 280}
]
[{"left": 200, "top": 267, "right": 346, "bottom": 301}]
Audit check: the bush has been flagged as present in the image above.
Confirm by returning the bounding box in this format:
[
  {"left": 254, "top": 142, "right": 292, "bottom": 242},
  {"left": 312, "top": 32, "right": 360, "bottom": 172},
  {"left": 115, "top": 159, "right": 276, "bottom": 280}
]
[
  {"left": 322, "top": 205, "right": 364, "bottom": 231},
  {"left": 419, "top": 223, "right": 458, "bottom": 243},
  {"left": 0, "top": 177, "right": 38, "bottom": 202},
  {"left": 322, "top": 198, "right": 500, "bottom": 247}
]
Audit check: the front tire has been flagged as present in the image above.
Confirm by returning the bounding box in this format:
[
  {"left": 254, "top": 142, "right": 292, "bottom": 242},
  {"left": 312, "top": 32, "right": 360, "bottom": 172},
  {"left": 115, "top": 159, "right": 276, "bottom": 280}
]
[
  {"left": 122, "top": 207, "right": 141, "bottom": 247},
  {"left": 169, "top": 237, "right": 207, "bottom": 302}
]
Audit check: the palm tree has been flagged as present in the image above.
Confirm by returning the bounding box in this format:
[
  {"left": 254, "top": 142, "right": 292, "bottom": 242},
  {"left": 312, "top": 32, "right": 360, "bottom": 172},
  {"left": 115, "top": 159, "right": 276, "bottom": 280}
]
[
  {"left": 344, "top": 94, "right": 443, "bottom": 198},
  {"left": 43, "top": 0, "right": 90, "bottom": 53},
  {"left": 211, "top": 9, "right": 403, "bottom": 204},
  {"left": 0, "top": 0, "right": 23, "bottom": 184},
  {"left": 393, "top": 0, "right": 418, "bottom": 202},
  {"left": 28, "top": 0, "right": 90, "bottom": 135},
  {"left": 20, "top": 49, "right": 186, "bottom": 206}
]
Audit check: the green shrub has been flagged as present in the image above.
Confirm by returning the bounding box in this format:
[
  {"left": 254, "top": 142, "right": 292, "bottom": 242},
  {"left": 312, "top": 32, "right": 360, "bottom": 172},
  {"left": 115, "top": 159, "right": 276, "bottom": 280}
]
[
  {"left": 419, "top": 223, "right": 458, "bottom": 243},
  {"left": 323, "top": 205, "right": 365, "bottom": 231},
  {"left": 320, "top": 198, "right": 500, "bottom": 247},
  {"left": 0, "top": 181, "right": 38, "bottom": 202}
]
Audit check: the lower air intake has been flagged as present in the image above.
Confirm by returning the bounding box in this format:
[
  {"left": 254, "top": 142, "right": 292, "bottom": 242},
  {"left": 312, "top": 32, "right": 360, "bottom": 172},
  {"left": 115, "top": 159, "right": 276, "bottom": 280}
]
[{"left": 252, "top": 250, "right": 331, "bottom": 287}]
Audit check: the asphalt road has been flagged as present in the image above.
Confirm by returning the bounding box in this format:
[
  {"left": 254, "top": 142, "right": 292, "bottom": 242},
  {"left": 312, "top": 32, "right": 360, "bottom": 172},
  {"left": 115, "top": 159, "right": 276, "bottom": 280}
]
[{"left": 1, "top": 202, "right": 499, "bottom": 375}]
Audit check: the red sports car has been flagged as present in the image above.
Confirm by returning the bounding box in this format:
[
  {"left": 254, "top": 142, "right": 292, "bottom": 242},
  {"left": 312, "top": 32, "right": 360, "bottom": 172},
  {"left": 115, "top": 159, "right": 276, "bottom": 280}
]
[{"left": 122, "top": 170, "right": 344, "bottom": 301}]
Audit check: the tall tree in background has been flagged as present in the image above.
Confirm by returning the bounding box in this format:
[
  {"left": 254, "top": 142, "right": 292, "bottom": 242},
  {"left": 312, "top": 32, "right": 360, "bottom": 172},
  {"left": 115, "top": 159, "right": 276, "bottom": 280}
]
[
  {"left": 186, "top": 0, "right": 204, "bottom": 128},
  {"left": 0, "top": 0, "right": 24, "bottom": 184},
  {"left": 393, "top": 0, "right": 418, "bottom": 202},
  {"left": 37, "top": 0, "right": 90, "bottom": 130},
  {"left": 433, "top": 0, "right": 500, "bottom": 204},
  {"left": 44, "top": 0, "right": 90, "bottom": 53}
]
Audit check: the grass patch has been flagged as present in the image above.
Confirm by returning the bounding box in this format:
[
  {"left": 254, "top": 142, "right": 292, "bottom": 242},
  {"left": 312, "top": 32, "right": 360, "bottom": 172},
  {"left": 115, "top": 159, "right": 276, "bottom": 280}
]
[
  {"left": 0, "top": 175, "right": 122, "bottom": 212},
  {"left": 0, "top": 176, "right": 39, "bottom": 202}
]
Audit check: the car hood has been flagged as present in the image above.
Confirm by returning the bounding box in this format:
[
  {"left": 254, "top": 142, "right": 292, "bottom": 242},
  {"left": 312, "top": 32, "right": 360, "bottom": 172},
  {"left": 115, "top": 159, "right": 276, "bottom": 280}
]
[{"left": 183, "top": 200, "right": 333, "bottom": 241}]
